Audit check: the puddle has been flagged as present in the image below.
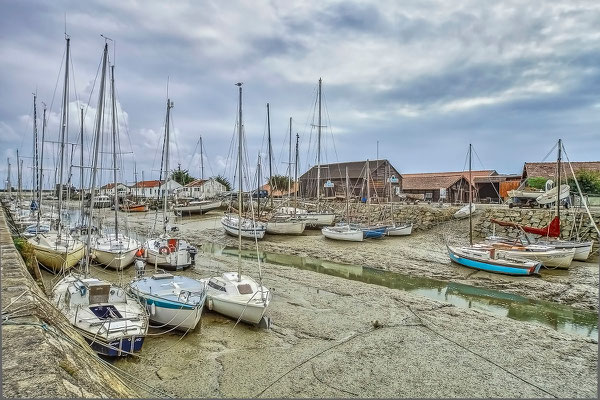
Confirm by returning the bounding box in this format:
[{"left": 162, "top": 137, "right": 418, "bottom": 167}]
[{"left": 202, "top": 243, "right": 598, "bottom": 339}]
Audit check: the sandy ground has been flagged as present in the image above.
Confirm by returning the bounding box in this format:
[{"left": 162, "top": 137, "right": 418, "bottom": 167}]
[{"left": 46, "top": 208, "right": 596, "bottom": 398}]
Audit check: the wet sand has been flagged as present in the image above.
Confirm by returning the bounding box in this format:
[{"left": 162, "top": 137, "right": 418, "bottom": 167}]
[{"left": 69, "top": 209, "right": 600, "bottom": 398}]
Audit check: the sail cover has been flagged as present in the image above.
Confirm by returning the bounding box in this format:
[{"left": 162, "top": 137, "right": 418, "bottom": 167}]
[{"left": 490, "top": 216, "right": 560, "bottom": 238}]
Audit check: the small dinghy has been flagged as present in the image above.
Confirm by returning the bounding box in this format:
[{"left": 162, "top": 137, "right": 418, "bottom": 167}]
[
  {"left": 447, "top": 245, "right": 542, "bottom": 276},
  {"left": 322, "top": 225, "right": 364, "bottom": 242},
  {"left": 454, "top": 204, "right": 476, "bottom": 219},
  {"left": 385, "top": 223, "right": 413, "bottom": 236}
]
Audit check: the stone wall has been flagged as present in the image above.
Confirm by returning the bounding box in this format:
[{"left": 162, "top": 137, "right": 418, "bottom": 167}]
[
  {"left": 328, "top": 202, "right": 461, "bottom": 231},
  {"left": 1, "top": 210, "right": 139, "bottom": 398},
  {"left": 474, "top": 207, "right": 600, "bottom": 246}
]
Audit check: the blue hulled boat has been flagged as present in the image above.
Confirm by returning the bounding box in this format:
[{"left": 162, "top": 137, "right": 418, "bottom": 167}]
[{"left": 447, "top": 245, "right": 542, "bottom": 276}]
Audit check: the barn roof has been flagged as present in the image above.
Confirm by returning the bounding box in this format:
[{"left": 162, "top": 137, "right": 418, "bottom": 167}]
[
  {"left": 402, "top": 170, "right": 495, "bottom": 190},
  {"left": 523, "top": 162, "right": 600, "bottom": 180},
  {"left": 299, "top": 159, "right": 401, "bottom": 180},
  {"left": 132, "top": 180, "right": 162, "bottom": 188}
]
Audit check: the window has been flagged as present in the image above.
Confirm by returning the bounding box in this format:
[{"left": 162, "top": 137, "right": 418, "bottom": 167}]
[{"left": 208, "top": 280, "right": 226, "bottom": 292}]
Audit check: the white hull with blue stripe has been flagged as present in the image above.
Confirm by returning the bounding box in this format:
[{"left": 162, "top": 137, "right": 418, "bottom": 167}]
[
  {"left": 447, "top": 245, "right": 542, "bottom": 276},
  {"left": 128, "top": 273, "right": 208, "bottom": 331}
]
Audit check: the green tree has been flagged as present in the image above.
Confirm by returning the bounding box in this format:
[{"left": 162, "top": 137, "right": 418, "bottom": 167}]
[
  {"left": 527, "top": 176, "right": 548, "bottom": 190},
  {"left": 268, "top": 175, "right": 292, "bottom": 192},
  {"left": 214, "top": 175, "right": 232, "bottom": 191},
  {"left": 568, "top": 170, "right": 600, "bottom": 195},
  {"left": 171, "top": 168, "right": 194, "bottom": 186}
]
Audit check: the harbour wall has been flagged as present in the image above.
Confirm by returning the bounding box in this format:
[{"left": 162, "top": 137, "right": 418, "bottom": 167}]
[
  {"left": 0, "top": 210, "right": 138, "bottom": 398},
  {"left": 473, "top": 207, "right": 600, "bottom": 246}
]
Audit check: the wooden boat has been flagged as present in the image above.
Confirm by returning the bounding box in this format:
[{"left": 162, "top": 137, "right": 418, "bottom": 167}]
[
  {"left": 322, "top": 225, "right": 364, "bottom": 242},
  {"left": 386, "top": 223, "right": 413, "bottom": 236},
  {"left": 475, "top": 242, "right": 575, "bottom": 269},
  {"left": 265, "top": 215, "right": 306, "bottom": 235},
  {"left": 201, "top": 272, "right": 271, "bottom": 325},
  {"left": 222, "top": 214, "right": 266, "bottom": 239},
  {"left": 129, "top": 272, "right": 207, "bottom": 331},
  {"left": 174, "top": 199, "right": 221, "bottom": 215},
  {"left": 120, "top": 202, "right": 148, "bottom": 212},
  {"left": 447, "top": 245, "right": 542, "bottom": 276},
  {"left": 487, "top": 235, "right": 593, "bottom": 262},
  {"left": 52, "top": 274, "right": 148, "bottom": 356}
]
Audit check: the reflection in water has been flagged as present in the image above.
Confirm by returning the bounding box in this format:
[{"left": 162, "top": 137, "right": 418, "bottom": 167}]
[{"left": 203, "top": 243, "right": 598, "bottom": 339}]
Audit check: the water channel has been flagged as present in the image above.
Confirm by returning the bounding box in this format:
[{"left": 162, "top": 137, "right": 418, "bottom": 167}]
[{"left": 202, "top": 242, "right": 598, "bottom": 339}]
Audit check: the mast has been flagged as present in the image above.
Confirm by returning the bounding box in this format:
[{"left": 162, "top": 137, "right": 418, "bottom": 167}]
[
  {"left": 345, "top": 166, "right": 349, "bottom": 223},
  {"left": 294, "top": 133, "right": 299, "bottom": 216},
  {"left": 316, "top": 78, "right": 322, "bottom": 212},
  {"left": 366, "top": 159, "right": 371, "bottom": 205},
  {"left": 199, "top": 136, "right": 204, "bottom": 180},
  {"left": 556, "top": 138, "right": 562, "bottom": 229},
  {"left": 85, "top": 42, "right": 109, "bottom": 274},
  {"left": 257, "top": 154, "right": 261, "bottom": 216},
  {"left": 33, "top": 94, "right": 39, "bottom": 204},
  {"left": 79, "top": 107, "right": 84, "bottom": 225},
  {"left": 388, "top": 163, "right": 394, "bottom": 225},
  {"left": 469, "top": 143, "right": 473, "bottom": 246},
  {"left": 267, "top": 103, "right": 273, "bottom": 207},
  {"left": 110, "top": 65, "right": 119, "bottom": 238},
  {"left": 37, "top": 104, "right": 47, "bottom": 230},
  {"left": 16, "top": 150, "right": 21, "bottom": 205},
  {"left": 57, "top": 37, "right": 70, "bottom": 239},
  {"left": 163, "top": 98, "right": 173, "bottom": 235},
  {"left": 134, "top": 163, "right": 138, "bottom": 202},
  {"left": 235, "top": 82, "right": 243, "bottom": 282},
  {"left": 288, "top": 117, "right": 292, "bottom": 204},
  {"left": 6, "top": 158, "right": 10, "bottom": 195}
]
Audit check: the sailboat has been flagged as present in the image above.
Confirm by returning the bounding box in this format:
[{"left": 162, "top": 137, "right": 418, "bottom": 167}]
[
  {"left": 143, "top": 99, "right": 198, "bottom": 271},
  {"left": 91, "top": 64, "right": 140, "bottom": 270},
  {"left": 27, "top": 36, "right": 84, "bottom": 273},
  {"left": 174, "top": 139, "right": 222, "bottom": 215},
  {"left": 208, "top": 83, "right": 271, "bottom": 325},
  {"left": 322, "top": 167, "right": 364, "bottom": 242},
  {"left": 384, "top": 163, "right": 412, "bottom": 236},
  {"left": 51, "top": 41, "right": 149, "bottom": 357},
  {"left": 221, "top": 84, "right": 267, "bottom": 240},
  {"left": 447, "top": 144, "right": 542, "bottom": 276},
  {"left": 277, "top": 78, "right": 336, "bottom": 227},
  {"left": 265, "top": 115, "right": 306, "bottom": 235},
  {"left": 489, "top": 139, "right": 594, "bottom": 262}
]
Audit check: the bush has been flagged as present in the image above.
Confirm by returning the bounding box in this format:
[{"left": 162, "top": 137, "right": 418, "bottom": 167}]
[
  {"left": 568, "top": 170, "right": 600, "bottom": 195},
  {"left": 527, "top": 176, "right": 548, "bottom": 190},
  {"left": 13, "top": 237, "right": 36, "bottom": 273}
]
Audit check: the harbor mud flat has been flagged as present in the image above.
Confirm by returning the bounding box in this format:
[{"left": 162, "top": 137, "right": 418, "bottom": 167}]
[
  {"left": 75, "top": 209, "right": 600, "bottom": 398},
  {"left": 125, "top": 210, "right": 599, "bottom": 312}
]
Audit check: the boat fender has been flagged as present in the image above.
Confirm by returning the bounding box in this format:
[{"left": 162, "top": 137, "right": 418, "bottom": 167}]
[
  {"left": 135, "top": 248, "right": 143, "bottom": 257},
  {"left": 150, "top": 302, "right": 156, "bottom": 316},
  {"left": 159, "top": 246, "right": 170, "bottom": 255},
  {"left": 207, "top": 298, "right": 213, "bottom": 311}
]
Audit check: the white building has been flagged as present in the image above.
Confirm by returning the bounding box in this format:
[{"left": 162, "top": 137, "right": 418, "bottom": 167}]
[
  {"left": 130, "top": 179, "right": 182, "bottom": 199},
  {"left": 178, "top": 178, "right": 226, "bottom": 199},
  {"left": 99, "top": 183, "right": 129, "bottom": 197}
]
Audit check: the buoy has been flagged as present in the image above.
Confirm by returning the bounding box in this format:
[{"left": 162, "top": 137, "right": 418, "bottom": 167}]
[
  {"left": 135, "top": 248, "right": 143, "bottom": 257},
  {"left": 150, "top": 302, "right": 156, "bottom": 316},
  {"left": 207, "top": 298, "right": 213, "bottom": 311}
]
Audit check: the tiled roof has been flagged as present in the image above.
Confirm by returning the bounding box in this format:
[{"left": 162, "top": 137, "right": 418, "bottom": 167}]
[
  {"left": 523, "top": 162, "right": 600, "bottom": 180},
  {"left": 185, "top": 179, "right": 207, "bottom": 188},
  {"left": 401, "top": 170, "right": 495, "bottom": 190},
  {"left": 300, "top": 159, "right": 401, "bottom": 180},
  {"left": 132, "top": 180, "right": 162, "bottom": 188}
]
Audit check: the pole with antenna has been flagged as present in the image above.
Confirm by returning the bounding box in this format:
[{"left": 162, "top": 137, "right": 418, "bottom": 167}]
[
  {"left": 267, "top": 103, "right": 273, "bottom": 207},
  {"left": 469, "top": 143, "right": 473, "bottom": 246},
  {"left": 235, "top": 82, "right": 243, "bottom": 282}
]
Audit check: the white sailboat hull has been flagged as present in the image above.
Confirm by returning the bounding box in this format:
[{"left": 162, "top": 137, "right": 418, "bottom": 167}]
[
  {"left": 174, "top": 200, "right": 222, "bottom": 215},
  {"left": 305, "top": 213, "right": 336, "bottom": 227},
  {"left": 92, "top": 234, "right": 140, "bottom": 270},
  {"left": 322, "top": 226, "right": 364, "bottom": 242},
  {"left": 206, "top": 295, "right": 269, "bottom": 325},
  {"left": 221, "top": 215, "right": 266, "bottom": 239},
  {"left": 265, "top": 220, "right": 306, "bottom": 235},
  {"left": 28, "top": 233, "right": 85, "bottom": 273},
  {"left": 386, "top": 223, "right": 413, "bottom": 236},
  {"left": 495, "top": 248, "right": 574, "bottom": 268},
  {"left": 536, "top": 184, "right": 570, "bottom": 205},
  {"left": 536, "top": 240, "right": 593, "bottom": 261},
  {"left": 143, "top": 238, "right": 195, "bottom": 271}
]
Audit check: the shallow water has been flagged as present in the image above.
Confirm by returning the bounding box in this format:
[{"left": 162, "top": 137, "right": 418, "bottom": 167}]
[{"left": 202, "top": 242, "right": 598, "bottom": 339}]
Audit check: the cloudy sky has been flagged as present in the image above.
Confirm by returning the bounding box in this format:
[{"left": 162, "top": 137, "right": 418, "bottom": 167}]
[{"left": 1, "top": 0, "right": 599, "bottom": 190}]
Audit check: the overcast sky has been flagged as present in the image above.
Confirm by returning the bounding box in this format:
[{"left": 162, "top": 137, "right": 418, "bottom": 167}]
[{"left": 1, "top": 0, "right": 599, "bottom": 190}]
